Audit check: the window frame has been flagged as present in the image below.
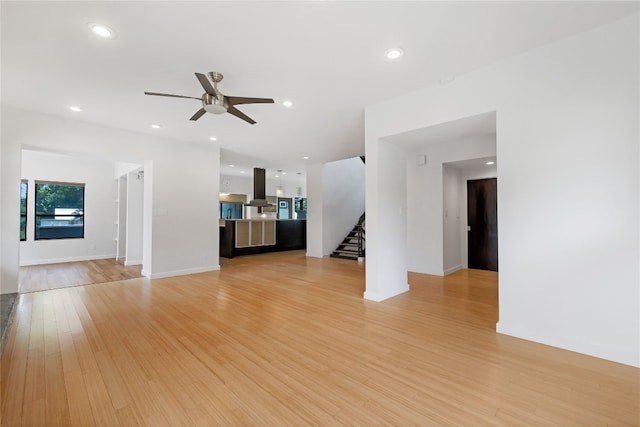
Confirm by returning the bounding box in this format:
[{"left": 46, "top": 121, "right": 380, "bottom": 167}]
[
  {"left": 20, "top": 180, "right": 28, "bottom": 241},
  {"left": 34, "top": 181, "right": 85, "bottom": 240}
]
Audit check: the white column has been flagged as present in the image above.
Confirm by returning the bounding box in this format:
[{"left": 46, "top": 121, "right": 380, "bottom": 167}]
[{"left": 364, "top": 137, "right": 409, "bottom": 302}]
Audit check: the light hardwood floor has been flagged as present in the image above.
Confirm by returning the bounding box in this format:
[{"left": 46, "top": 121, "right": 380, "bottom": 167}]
[
  {"left": 19, "top": 259, "right": 142, "bottom": 293},
  {"left": 2, "top": 251, "right": 638, "bottom": 425}
]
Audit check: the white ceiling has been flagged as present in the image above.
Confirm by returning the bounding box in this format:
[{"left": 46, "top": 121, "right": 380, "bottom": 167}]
[{"left": 2, "top": 2, "right": 637, "bottom": 175}]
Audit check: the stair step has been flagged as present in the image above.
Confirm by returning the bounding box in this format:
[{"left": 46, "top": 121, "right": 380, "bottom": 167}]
[
  {"left": 330, "top": 253, "right": 359, "bottom": 260},
  {"left": 331, "top": 211, "right": 366, "bottom": 261}
]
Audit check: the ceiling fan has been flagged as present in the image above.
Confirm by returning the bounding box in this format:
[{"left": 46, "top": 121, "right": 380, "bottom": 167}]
[{"left": 144, "top": 72, "right": 274, "bottom": 125}]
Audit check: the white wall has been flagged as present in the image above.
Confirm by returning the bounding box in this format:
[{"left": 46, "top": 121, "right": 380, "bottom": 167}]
[
  {"left": 125, "top": 168, "right": 144, "bottom": 265},
  {"left": 117, "top": 176, "right": 127, "bottom": 261},
  {"left": 115, "top": 162, "right": 142, "bottom": 178},
  {"left": 442, "top": 164, "right": 462, "bottom": 274},
  {"left": 0, "top": 121, "right": 3, "bottom": 295},
  {"left": 220, "top": 174, "right": 253, "bottom": 200},
  {"left": 0, "top": 116, "right": 21, "bottom": 295},
  {"left": 20, "top": 150, "right": 117, "bottom": 265},
  {"left": 1, "top": 107, "right": 220, "bottom": 290},
  {"left": 365, "top": 15, "right": 639, "bottom": 367},
  {"left": 305, "top": 164, "right": 324, "bottom": 257},
  {"left": 406, "top": 135, "right": 496, "bottom": 275}
]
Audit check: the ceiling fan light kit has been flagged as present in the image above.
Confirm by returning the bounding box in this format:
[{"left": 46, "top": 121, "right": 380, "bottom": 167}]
[{"left": 144, "top": 71, "right": 274, "bottom": 124}]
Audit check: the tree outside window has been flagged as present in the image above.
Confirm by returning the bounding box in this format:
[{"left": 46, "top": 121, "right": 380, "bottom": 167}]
[
  {"left": 35, "top": 182, "right": 85, "bottom": 240},
  {"left": 20, "top": 180, "right": 27, "bottom": 241}
]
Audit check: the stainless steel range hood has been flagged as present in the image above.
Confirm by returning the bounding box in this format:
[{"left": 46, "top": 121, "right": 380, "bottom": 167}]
[{"left": 245, "top": 167, "right": 273, "bottom": 207}]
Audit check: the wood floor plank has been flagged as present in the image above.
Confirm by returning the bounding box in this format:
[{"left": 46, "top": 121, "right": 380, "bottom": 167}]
[
  {"left": 19, "top": 258, "right": 142, "bottom": 293},
  {"left": 2, "top": 251, "right": 639, "bottom": 426}
]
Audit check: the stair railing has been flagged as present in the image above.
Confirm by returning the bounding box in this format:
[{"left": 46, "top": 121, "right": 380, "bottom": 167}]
[{"left": 357, "top": 212, "right": 366, "bottom": 258}]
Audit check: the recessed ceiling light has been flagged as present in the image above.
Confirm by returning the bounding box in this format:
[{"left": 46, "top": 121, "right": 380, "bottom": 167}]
[
  {"left": 240, "top": 170, "right": 245, "bottom": 174},
  {"left": 282, "top": 100, "right": 293, "bottom": 108},
  {"left": 151, "top": 124, "right": 161, "bottom": 129},
  {"left": 275, "top": 175, "right": 280, "bottom": 178},
  {"left": 69, "top": 106, "right": 82, "bottom": 112},
  {"left": 302, "top": 156, "right": 309, "bottom": 160},
  {"left": 486, "top": 161, "right": 495, "bottom": 165},
  {"left": 282, "top": 172, "right": 287, "bottom": 175},
  {"left": 209, "top": 136, "right": 217, "bottom": 141},
  {"left": 385, "top": 48, "right": 404, "bottom": 59},
  {"left": 228, "top": 164, "right": 235, "bottom": 168},
  {"left": 88, "top": 23, "right": 114, "bottom": 38}
]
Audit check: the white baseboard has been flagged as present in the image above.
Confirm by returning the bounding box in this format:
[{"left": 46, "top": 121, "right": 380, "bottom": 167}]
[
  {"left": 443, "top": 264, "right": 463, "bottom": 275},
  {"left": 305, "top": 251, "right": 325, "bottom": 258},
  {"left": 20, "top": 254, "right": 116, "bottom": 266},
  {"left": 497, "top": 321, "right": 640, "bottom": 369},
  {"left": 124, "top": 259, "right": 142, "bottom": 266},
  {"left": 144, "top": 264, "right": 221, "bottom": 279},
  {"left": 407, "top": 266, "right": 444, "bottom": 276},
  {"left": 364, "top": 283, "right": 410, "bottom": 302}
]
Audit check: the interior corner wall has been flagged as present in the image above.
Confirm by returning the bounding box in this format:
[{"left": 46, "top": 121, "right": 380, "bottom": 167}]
[
  {"left": 366, "top": 15, "right": 639, "bottom": 367},
  {"left": 305, "top": 164, "right": 324, "bottom": 257},
  {"left": 406, "top": 135, "right": 496, "bottom": 276},
  {"left": 125, "top": 168, "right": 144, "bottom": 266},
  {"left": 0, "top": 129, "right": 22, "bottom": 294},
  {"left": 442, "top": 165, "right": 462, "bottom": 275},
  {"left": 0, "top": 134, "right": 3, "bottom": 294},
  {"left": 321, "top": 157, "right": 365, "bottom": 256},
  {"left": 1, "top": 107, "right": 221, "bottom": 284}
]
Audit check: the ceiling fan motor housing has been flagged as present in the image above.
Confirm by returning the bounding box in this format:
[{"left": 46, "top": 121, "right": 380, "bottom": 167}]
[{"left": 203, "top": 92, "right": 227, "bottom": 114}]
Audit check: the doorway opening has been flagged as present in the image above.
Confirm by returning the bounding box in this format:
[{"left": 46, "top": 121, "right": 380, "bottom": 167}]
[
  {"left": 443, "top": 157, "right": 498, "bottom": 273},
  {"left": 19, "top": 149, "right": 148, "bottom": 292}
]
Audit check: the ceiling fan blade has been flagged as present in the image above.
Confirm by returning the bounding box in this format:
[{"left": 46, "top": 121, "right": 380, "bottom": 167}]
[
  {"left": 195, "top": 73, "right": 216, "bottom": 97},
  {"left": 190, "top": 108, "right": 207, "bottom": 121},
  {"left": 227, "top": 106, "right": 256, "bottom": 125},
  {"left": 226, "top": 96, "right": 274, "bottom": 106},
  {"left": 144, "top": 92, "right": 201, "bottom": 100}
]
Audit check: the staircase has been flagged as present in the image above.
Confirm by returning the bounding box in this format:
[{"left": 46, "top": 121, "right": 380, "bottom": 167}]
[{"left": 330, "top": 212, "right": 365, "bottom": 260}]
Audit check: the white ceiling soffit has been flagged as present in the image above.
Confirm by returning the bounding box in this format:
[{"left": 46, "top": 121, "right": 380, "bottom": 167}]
[
  {"left": 2, "top": 2, "right": 637, "bottom": 170},
  {"left": 445, "top": 157, "right": 497, "bottom": 172},
  {"left": 389, "top": 111, "right": 497, "bottom": 149}
]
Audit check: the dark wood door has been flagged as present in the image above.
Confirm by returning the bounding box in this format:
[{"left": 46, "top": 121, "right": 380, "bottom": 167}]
[{"left": 467, "top": 178, "right": 498, "bottom": 271}]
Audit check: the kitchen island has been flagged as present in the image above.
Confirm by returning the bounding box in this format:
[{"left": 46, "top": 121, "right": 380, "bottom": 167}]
[{"left": 219, "top": 219, "right": 306, "bottom": 258}]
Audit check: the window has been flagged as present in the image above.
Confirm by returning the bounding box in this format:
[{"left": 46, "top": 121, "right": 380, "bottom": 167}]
[
  {"left": 20, "top": 181, "right": 27, "bottom": 241},
  {"left": 35, "top": 182, "right": 85, "bottom": 240}
]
